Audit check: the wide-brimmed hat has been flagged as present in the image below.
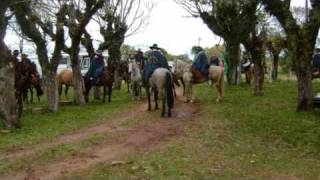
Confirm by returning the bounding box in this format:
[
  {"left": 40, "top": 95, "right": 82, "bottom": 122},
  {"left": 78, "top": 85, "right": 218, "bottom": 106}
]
[
  {"left": 96, "top": 50, "right": 103, "bottom": 55},
  {"left": 149, "top": 43, "right": 160, "bottom": 50}
]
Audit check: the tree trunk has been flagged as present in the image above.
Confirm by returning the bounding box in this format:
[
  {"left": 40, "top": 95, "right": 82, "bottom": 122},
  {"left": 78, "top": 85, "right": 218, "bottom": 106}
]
[
  {"left": 271, "top": 55, "right": 279, "bottom": 81},
  {"left": 108, "top": 43, "right": 122, "bottom": 89},
  {"left": 70, "top": 43, "right": 85, "bottom": 105},
  {"left": 253, "top": 57, "right": 264, "bottom": 96},
  {"left": 296, "top": 69, "right": 313, "bottom": 111},
  {"left": 226, "top": 41, "right": 240, "bottom": 85},
  {"left": 0, "top": 1, "right": 19, "bottom": 128},
  {"left": 44, "top": 69, "right": 58, "bottom": 112},
  {"left": 294, "top": 49, "right": 313, "bottom": 111}
]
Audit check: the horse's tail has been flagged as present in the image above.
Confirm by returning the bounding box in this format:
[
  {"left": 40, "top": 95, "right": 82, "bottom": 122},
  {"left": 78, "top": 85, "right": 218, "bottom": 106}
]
[{"left": 165, "top": 71, "right": 174, "bottom": 109}]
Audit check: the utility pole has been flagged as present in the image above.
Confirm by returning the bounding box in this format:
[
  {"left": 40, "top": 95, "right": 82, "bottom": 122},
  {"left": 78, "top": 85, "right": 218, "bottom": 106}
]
[
  {"left": 197, "top": 36, "right": 202, "bottom": 46},
  {"left": 305, "top": 0, "right": 309, "bottom": 24}
]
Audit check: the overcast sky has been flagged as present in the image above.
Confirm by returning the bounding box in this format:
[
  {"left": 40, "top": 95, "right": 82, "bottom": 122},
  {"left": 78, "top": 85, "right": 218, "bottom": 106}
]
[
  {"left": 5, "top": 0, "right": 307, "bottom": 56},
  {"left": 124, "top": 0, "right": 307, "bottom": 55}
]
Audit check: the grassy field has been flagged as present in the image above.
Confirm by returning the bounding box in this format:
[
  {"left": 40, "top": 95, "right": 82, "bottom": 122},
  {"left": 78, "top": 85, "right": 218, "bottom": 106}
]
[
  {"left": 61, "top": 81, "right": 320, "bottom": 180},
  {"left": 1, "top": 81, "right": 320, "bottom": 179}
]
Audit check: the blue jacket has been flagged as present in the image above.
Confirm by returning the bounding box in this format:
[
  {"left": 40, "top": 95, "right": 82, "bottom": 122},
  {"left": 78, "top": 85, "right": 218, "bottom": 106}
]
[
  {"left": 193, "top": 51, "right": 208, "bottom": 76},
  {"left": 313, "top": 53, "right": 320, "bottom": 69},
  {"left": 210, "top": 56, "right": 219, "bottom": 66},
  {"left": 143, "top": 50, "right": 169, "bottom": 83},
  {"left": 87, "top": 55, "right": 105, "bottom": 79}
]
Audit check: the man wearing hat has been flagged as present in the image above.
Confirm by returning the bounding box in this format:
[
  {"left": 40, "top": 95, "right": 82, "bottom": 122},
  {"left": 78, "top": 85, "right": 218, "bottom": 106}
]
[
  {"left": 134, "top": 48, "right": 145, "bottom": 69},
  {"left": 86, "top": 50, "right": 105, "bottom": 84},
  {"left": 143, "top": 44, "right": 169, "bottom": 85},
  {"left": 192, "top": 46, "right": 209, "bottom": 83},
  {"left": 12, "top": 50, "right": 20, "bottom": 66}
]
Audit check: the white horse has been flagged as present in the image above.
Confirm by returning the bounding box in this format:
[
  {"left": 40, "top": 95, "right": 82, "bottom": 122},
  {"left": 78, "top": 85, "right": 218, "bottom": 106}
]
[
  {"left": 147, "top": 68, "right": 174, "bottom": 117},
  {"left": 172, "top": 59, "right": 224, "bottom": 102},
  {"left": 129, "top": 61, "right": 142, "bottom": 100}
]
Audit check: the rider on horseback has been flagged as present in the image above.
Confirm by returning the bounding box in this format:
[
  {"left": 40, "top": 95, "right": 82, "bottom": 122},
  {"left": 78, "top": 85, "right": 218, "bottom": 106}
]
[
  {"left": 143, "top": 44, "right": 169, "bottom": 85},
  {"left": 312, "top": 48, "right": 320, "bottom": 78},
  {"left": 86, "top": 50, "right": 105, "bottom": 84},
  {"left": 134, "top": 48, "right": 145, "bottom": 69},
  {"left": 192, "top": 46, "right": 209, "bottom": 83}
]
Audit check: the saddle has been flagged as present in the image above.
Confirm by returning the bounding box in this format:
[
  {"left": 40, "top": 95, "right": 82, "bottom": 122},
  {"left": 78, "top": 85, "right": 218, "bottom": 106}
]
[{"left": 192, "top": 68, "right": 207, "bottom": 84}]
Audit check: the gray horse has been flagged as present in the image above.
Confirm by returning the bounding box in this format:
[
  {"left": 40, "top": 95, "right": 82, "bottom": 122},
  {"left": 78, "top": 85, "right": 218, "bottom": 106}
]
[
  {"left": 147, "top": 68, "right": 174, "bottom": 117},
  {"left": 129, "top": 61, "right": 142, "bottom": 100}
]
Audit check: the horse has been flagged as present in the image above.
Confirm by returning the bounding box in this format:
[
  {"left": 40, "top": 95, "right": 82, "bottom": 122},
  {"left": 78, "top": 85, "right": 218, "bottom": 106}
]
[
  {"left": 172, "top": 59, "right": 188, "bottom": 95},
  {"left": 129, "top": 61, "right": 142, "bottom": 100},
  {"left": 57, "top": 69, "right": 73, "bottom": 99},
  {"left": 146, "top": 68, "right": 174, "bottom": 117},
  {"left": 241, "top": 61, "right": 254, "bottom": 84},
  {"left": 15, "top": 61, "right": 43, "bottom": 116},
  {"left": 25, "top": 82, "right": 43, "bottom": 103},
  {"left": 114, "top": 60, "right": 130, "bottom": 92},
  {"left": 172, "top": 60, "right": 224, "bottom": 103},
  {"left": 84, "top": 64, "right": 115, "bottom": 103}
]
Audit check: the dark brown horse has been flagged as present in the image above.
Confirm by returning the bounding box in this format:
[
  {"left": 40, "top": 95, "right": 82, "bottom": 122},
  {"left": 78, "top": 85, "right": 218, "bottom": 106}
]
[
  {"left": 15, "top": 60, "right": 43, "bottom": 116},
  {"left": 115, "top": 61, "right": 130, "bottom": 92},
  {"left": 84, "top": 64, "right": 115, "bottom": 103}
]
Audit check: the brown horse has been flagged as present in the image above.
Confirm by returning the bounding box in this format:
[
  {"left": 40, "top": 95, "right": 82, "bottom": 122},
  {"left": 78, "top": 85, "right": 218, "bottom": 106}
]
[
  {"left": 114, "top": 61, "right": 130, "bottom": 92},
  {"left": 84, "top": 64, "right": 115, "bottom": 103},
  {"left": 15, "top": 61, "right": 43, "bottom": 117},
  {"left": 57, "top": 69, "right": 74, "bottom": 99},
  {"left": 173, "top": 60, "right": 224, "bottom": 103}
]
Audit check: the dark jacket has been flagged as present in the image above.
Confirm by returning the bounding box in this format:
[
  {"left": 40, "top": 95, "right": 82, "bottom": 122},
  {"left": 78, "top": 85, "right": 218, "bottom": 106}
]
[
  {"left": 143, "top": 50, "right": 169, "bottom": 83},
  {"left": 87, "top": 55, "right": 105, "bottom": 79},
  {"left": 193, "top": 51, "right": 208, "bottom": 76},
  {"left": 313, "top": 53, "right": 320, "bottom": 69},
  {"left": 210, "top": 55, "right": 219, "bottom": 66}
]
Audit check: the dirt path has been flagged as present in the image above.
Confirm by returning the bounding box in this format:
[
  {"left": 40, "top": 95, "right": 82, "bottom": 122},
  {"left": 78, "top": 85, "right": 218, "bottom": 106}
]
[
  {"left": 0, "top": 102, "right": 146, "bottom": 162},
  {"left": 1, "top": 89, "right": 199, "bottom": 180}
]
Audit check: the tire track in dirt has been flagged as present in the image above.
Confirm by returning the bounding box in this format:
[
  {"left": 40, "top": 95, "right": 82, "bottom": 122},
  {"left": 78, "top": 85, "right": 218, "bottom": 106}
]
[{"left": 1, "top": 89, "right": 200, "bottom": 180}]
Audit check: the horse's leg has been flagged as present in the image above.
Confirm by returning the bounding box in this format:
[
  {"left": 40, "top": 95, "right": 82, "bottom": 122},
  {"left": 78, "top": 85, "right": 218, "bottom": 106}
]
[
  {"left": 108, "top": 85, "right": 112, "bottom": 103},
  {"left": 65, "top": 85, "right": 69, "bottom": 99},
  {"left": 30, "top": 88, "right": 34, "bottom": 103},
  {"left": 154, "top": 88, "right": 159, "bottom": 110},
  {"left": 103, "top": 86, "right": 106, "bottom": 103},
  {"left": 84, "top": 84, "right": 91, "bottom": 103},
  {"left": 146, "top": 86, "right": 151, "bottom": 111},
  {"left": 58, "top": 83, "right": 62, "bottom": 99},
  {"left": 181, "top": 77, "right": 186, "bottom": 96},
  {"left": 215, "top": 75, "right": 224, "bottom": 102},
  {"left": 161, "top": 93, "right": 166, "bottom": 117}
]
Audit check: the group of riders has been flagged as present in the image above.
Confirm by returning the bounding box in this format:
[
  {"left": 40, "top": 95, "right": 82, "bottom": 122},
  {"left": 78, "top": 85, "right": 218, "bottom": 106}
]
[
  {"left": 11, "top": 43, "right": 320, "bottom": 99},
  {"left": 85, "top": 44, "right": 226, "bottom": 86}
]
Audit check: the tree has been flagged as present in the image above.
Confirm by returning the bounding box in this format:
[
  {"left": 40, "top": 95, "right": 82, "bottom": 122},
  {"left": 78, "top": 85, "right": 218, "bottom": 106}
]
[
  {"left": 64, "top": 0, "right": 107, "bottom": 105},
  {"left": 266, "top": 33, "right": 287, "bottom": 81},
  {"left": 261, "top": 0, "right": 320, "bottom": 111},
  {"left": 241, "top": 7, "right": 268, "bottom": 96},
  {"left": 12, "top": 0, "right": 67, "bottom": 112},
  {"left": 176, "top": 0, "right": 257, "bottom": 85},
  {"left": 96, "top": 0, "right": 153, "bottom": 88},
  {"left": 0, "top": 0, "right": 20, "bottom": 129}
]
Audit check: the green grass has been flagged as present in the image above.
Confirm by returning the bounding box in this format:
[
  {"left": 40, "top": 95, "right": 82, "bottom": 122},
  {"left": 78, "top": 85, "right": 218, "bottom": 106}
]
[
  {"left": 62, "top": 81, "right": 320, "bottom": 180},
  {"left": 0, "top": 88, "right": 132, "bottom": 150}
]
